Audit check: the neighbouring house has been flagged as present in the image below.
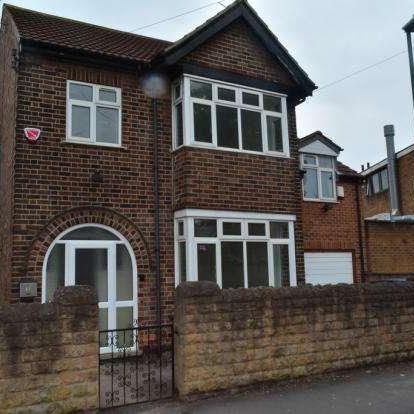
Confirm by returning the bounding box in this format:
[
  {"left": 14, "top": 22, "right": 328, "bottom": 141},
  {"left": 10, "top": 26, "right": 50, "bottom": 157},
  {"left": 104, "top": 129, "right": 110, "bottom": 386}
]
[
  {"left": 299, "top": 131, "right": 364, "bottom": 285},
  {"left": 360, "top": 132, "right": 414, "bottom": 282},
  {"left": 0, "top": 0, "right": 319, "bottom": 335}
]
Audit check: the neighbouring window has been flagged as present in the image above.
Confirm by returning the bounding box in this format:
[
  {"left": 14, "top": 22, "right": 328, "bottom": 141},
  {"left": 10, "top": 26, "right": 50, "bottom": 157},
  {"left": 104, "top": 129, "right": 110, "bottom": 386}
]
[
  {"left": 172, "top": 76, "right": 289, "bottom": 155},
  {"left": 43, "top": 225, "right": 136, "bottom": 351},
  {"left": 175, "top": 214, "right": 295, "bottom": 289},
  {"left": 302, "top": 153, "right": 336, "bottom": 201},
  {"left": 367, "top": 168, "right": 389, "bottom": 196},
  {"left": 67, "top": 81, "right": 121, "bottom": 146}
]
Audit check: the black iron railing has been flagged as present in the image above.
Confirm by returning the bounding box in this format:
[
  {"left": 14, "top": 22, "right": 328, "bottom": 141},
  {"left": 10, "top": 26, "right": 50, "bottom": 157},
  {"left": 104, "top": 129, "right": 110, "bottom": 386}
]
[{"left": 98, "top": 324, "right": 174, "bottom": 408}]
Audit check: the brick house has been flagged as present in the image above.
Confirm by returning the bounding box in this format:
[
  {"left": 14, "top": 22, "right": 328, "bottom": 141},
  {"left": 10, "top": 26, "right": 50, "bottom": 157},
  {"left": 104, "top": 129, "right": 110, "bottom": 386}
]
[
  {"left": 360, "top": 133, "right": 414, "bottom": 282},
  {"left": 0, "top": 0, "right": 364, "bottom": 336},
  {"left": 299, "top": 131, "right": 364, "bottom": 284}
]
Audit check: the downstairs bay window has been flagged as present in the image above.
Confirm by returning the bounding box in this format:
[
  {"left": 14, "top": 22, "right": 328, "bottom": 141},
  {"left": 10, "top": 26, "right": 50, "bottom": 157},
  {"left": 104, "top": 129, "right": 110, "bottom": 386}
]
[
  {"left": 174, "top": 210, "right": 297, "bottom": 288},
  {"left": 172, "top": 75, "right": 289, "bottom": 156}
]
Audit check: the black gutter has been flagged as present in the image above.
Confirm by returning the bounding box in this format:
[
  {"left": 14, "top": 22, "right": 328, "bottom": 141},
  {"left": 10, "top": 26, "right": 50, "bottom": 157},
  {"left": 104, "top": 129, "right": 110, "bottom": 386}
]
[{"left": 152, "top": 98, "right": 162, "bottom": 326}]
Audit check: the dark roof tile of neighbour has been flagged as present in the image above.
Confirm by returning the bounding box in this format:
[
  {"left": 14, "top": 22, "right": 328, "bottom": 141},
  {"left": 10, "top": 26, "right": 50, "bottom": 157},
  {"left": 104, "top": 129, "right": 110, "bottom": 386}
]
[
  {"left": 336, "top": 161, "right": 359, "bottom": 178},
  {"left": 4, "top": 4, "right": 171, "bottom": 63}
]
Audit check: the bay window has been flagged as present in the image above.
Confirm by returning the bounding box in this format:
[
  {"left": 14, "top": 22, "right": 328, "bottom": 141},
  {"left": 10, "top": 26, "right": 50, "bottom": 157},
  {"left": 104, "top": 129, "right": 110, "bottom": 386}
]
[
  {"left": 172, "top": 76, "right": 289, "bottom": 156},
  {"left": 174, "top": 210, "right": 297, "bottom": 288},
  {"left": 302, "top": 154, "right": 336, "bottom": 201}
]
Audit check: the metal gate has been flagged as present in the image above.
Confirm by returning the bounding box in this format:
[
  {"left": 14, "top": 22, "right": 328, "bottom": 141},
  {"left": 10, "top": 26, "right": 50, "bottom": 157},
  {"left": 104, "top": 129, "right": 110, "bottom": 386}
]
[{"left": 98, "top": 324, "right": 174, "bottom": 408}]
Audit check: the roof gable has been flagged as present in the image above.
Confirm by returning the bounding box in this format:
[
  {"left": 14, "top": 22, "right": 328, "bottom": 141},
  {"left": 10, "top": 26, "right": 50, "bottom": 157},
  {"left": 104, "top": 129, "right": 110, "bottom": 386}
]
[
  {"left": 299, "top": 131, "right": 343, "bottom": 156},
  {"left": 158, "top": 0, "right": 316, "bottom": 97}
]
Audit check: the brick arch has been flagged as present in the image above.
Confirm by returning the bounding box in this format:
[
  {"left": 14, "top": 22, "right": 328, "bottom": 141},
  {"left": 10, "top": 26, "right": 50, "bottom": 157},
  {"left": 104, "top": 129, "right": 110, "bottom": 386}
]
[{"left": 26, "top": 206, "right": 152, "bottom": 286}]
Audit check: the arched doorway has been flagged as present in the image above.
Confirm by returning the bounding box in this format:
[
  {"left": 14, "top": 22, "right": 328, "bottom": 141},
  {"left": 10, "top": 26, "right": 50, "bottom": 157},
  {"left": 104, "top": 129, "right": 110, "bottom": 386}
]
[{"left": 42, "top": 224, "right": 138, "bottom": 346}]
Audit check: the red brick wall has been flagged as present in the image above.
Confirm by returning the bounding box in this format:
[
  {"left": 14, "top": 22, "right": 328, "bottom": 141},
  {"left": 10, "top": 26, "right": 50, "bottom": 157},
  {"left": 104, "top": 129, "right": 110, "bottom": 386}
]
[
  {"left": 0, "top": 10, "right": 19, "bottom": 303},
  {"left": 302, "top": 178, "right": 363, "bottom": 283}
]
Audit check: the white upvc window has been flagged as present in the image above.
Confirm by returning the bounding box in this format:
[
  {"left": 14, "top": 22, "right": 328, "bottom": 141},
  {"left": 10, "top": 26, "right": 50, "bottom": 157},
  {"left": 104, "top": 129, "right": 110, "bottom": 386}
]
[
  {"left": 66, "top": 81, "right": 122, "bottom": 147},
  {"left": 172, "top": 75, "right": 290, "bottom": 157},
  {"left": 174, "top": 210, "right": 297, "bottom": 289},
  {"left": 301, "top": 153, "right": 336, "bottom": 201}
]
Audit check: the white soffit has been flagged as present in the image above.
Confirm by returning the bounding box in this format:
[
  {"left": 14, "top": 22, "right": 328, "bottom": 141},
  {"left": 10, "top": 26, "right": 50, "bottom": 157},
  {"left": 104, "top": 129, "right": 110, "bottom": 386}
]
[{"left": 299, "top": 140, "right": 338, "bottom": 157}]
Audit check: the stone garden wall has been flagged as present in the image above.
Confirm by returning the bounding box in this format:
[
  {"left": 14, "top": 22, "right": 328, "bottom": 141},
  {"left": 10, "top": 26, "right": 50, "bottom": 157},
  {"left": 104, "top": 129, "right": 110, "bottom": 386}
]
[
  {"left": 174, "top": 281, "right": 414, "bottom": 397},
  {"left": 0, "top": 286, "right": 98, "bottom": 413}
]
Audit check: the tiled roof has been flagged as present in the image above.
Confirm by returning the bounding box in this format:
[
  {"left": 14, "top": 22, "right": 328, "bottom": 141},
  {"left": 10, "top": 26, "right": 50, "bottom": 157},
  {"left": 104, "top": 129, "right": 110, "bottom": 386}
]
[
  {"left": 5, "top": 4, "right": 171, "bottom": 63},
  {"left": 336, "top": 161, "right": 359, "bottom": 178}
]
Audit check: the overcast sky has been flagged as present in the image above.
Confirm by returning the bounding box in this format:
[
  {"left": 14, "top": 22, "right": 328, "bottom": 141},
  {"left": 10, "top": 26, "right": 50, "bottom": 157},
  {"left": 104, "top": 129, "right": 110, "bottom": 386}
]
[{"left": 2, "top": 0, "right": 414, "bottom": 170}]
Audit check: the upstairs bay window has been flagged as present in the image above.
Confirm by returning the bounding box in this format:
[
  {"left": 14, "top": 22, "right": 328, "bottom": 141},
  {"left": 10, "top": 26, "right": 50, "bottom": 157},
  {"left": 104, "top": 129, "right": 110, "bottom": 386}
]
[
  {"left": 174, "top": 210, "right": 297, "bottom": 289},
  {"left": 302, "top": 154, "right": 336, "bottom": 201},
  {"left": 172, "top": 76, "right": 289, "bottom": 156},
  {"left": 67, "top": 81, "right": 121, "bottom": 147}
]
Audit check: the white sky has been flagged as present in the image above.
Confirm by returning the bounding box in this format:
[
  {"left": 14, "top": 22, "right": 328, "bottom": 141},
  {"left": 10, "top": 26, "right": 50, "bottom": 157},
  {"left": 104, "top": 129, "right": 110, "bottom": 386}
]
[{"left": 2, "top": 0, "right": 414, "bottom": 170}]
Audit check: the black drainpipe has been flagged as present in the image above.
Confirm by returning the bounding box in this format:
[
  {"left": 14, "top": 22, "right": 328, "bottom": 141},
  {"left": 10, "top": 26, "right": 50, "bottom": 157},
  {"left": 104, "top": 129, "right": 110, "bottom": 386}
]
[
  {"left": 355, "top": 179, "right": 366, "bottom": 283},
  {"left": 152, "top": 98, "right": 161, "bottom": 326}
]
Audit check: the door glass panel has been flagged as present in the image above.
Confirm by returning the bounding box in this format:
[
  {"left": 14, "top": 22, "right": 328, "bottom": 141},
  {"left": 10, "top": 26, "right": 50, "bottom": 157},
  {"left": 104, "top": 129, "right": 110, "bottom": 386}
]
[
  {"left": 45, "top": 244, "right": 65, "bottom": 301},
  {"left": 116, "top": 307, "right": 134, "bottom": 348},
  {"left": 75, "top": 248, "right": 108, "bottom": 302},
  {"left": 247, "top": 242, "right": 269, "bottom": 287},
  {"left": 273, "top": 244, "right": 289, "bottom": 287},
  {"left": 99, "top": 308, "right": 108, "bottom": 347},
  {"left": 221, "top": 241, "right": 244, "bottom": 289},
  {"left": 197, "top": 243, "right": 216, "bottom": 282},
  {"left": 116, "top": 245, "right": 133, "bottom": 301}
]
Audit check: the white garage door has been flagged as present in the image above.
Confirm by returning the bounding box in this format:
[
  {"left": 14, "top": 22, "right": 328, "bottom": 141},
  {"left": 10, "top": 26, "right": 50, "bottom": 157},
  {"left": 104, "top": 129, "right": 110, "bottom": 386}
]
[{"left": 304, "top": 252, "right": 353, "bottom": 285}]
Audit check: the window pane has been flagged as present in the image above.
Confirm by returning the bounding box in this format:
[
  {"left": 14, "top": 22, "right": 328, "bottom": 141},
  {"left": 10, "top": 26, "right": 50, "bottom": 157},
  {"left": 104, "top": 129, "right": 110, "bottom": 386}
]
[
  {"left": 96, "top": 106, "right": 119, "bottom": 144},
  {"left": 174, "top": 83, "right": 181, "bottom": 100},
  {"left": 45, "top": 244, "right": 65, "bottom": 301},
  {"left": 242, "top": 92, "right": 259, "bottom": 106},
  {"left": 179, "top": 241, "right": 186, "bottom": 284},
  {"left": 178, "top": 221, "right": 184, "bottom": 236},
  {"left": 175, "top": 102, "right": 183, "bottom": 147},
  {"left": 247, "top": 242, "right": 269, "bottom": 287},
  {"left": 62, "top": 227, "right": 119, "bottom": 240},
  {"left": 321, "top": 171, "right": 334, "bottom": 198},
  {"left": 116, "top": 245, "right": 133, "bottom": 301},
  {"left": 263, "top": 94, "right": 282, "bottom": 112},
  {"left": 303, "top": 154, "right": 317, "bottom": 165},
  {"left": 116, "top": 307, "right": 134, "bottom": 348},
  {"left": 248, "top": 222, "right": 266, "bottom": 236},
  {"left": 75, "top": 248, "right": 108, "bottom": 302},
  {"left": 71, "top": 105, "right": 90, "bottom": 138},
  {"left": 194, "top": 219, "right": 217, "bottom": 237},
  {"left": 221, "top": 242, "right": 244, "bottom": 289},
  {"left": 193, "top": 103, "right": 212, "bottom": 143},
  {"left": 99, "top": 308, "right": 108, "bottom": 347},
  {"left": 267, "top": 116, "right": 283, "bottom": 152},
  {"left": 190, "top": 80, "right": 212, "bottom": 100},
  {"left": 99, "top": 88, "right": 117, "bottom": 102},
  {"left": 223, "top": 222, "right": 241, "bottom": 235},
  {"left": 319, "top": 155, "right": 333, "bottom": 168},
  {"left": 197, "top": 243, "right": 216, "bottom": 282},
  {"left": 218, "top": 87, "right": 236, "bottom": 102},
  {"left": 372, "top": 173, "right": 380, "bottom": 193},
  {"left": 380, "top": 169, "right": 389, "bottom": 190},
  {"left": 270, "top": 222, "right": 289, "bottom": 238},
  {"left": 273, "top": 244, "right": 289, "bottom": 287},
  {"left": 216, "top": 105, "right": 238, "bottom": 148},
  {"left": 241, "top": 110, "right": 262, "bottom": 151},
  {"left": 304, "top": 168, "right": 318, "bottom": 198},
  {"left": 69, "top": 83, "right": 93, "bottom": 101}
]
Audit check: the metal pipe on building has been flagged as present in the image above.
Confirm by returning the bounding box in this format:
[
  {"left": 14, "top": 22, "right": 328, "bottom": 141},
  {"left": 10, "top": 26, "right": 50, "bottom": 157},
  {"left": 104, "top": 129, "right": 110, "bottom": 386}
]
[
  {"left": 384, "top": 124, "right": 399, "bottom": 217},
  {"left": 403, "top": 16, "right": 414, "bottom": 120}
]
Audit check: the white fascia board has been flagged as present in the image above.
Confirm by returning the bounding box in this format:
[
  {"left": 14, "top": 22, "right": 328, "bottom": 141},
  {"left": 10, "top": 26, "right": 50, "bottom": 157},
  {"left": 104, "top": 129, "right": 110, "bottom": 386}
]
[{"left": 174, "top": 209, "right": 296, "bottom": 221}]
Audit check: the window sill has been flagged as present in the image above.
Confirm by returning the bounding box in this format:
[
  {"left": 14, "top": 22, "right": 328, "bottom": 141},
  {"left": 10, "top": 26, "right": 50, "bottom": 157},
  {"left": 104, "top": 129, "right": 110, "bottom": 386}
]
[
  {"left": 303, "top": 198, "right": 339, "bottom": 204},
  {"left": 63, "top": 140, "right": 127, "bottom": 150},
  {"left": 172, "top": 144, "right": 290, "bottom": 159}
]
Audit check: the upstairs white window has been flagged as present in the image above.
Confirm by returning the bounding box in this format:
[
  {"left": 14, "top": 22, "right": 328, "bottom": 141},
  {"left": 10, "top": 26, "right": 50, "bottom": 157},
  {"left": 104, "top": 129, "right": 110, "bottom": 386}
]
[
  {"left": 67, "top": 81, "right": 122, "bottom": 147},
  {"left": 367, "top": 168, "right": 389, "bottom": 196},
  {"left": 172, "top": 76, "right": 290, "bottom": 156},
  {"left": 302, "top": 154, "right": 336, "bottom": 201}
]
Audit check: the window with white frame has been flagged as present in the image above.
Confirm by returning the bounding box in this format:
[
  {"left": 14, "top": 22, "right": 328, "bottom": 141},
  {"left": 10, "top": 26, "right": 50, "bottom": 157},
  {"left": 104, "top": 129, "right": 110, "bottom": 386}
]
[
  {"left": 302, "top": 153, "right": 336, "bottom": 201},
  {"left": 174, "top": 211, "right": 296, "bottom": 288},
  {"left": 172, "top": 76, "right": 289, "bottom": 156},
  {"left": 366, "top": 168, "right": 388, "bottom": 196},
  {"left": 67, "top": 81, "right": 122, "bottom": 146}
]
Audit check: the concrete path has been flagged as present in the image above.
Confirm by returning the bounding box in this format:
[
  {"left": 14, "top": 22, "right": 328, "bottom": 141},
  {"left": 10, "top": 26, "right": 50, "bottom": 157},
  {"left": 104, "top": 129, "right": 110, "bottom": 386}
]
[{"left": 103, "top": 360, "right": 414, "bottom": 414}]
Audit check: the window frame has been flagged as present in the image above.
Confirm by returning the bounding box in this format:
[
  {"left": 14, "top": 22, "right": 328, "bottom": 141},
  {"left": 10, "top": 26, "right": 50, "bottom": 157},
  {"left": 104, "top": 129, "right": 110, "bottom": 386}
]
[
  {"left": 174, "top": 210, "right": 297, "bottom": 289},
  {"left": 171, "top": 75, "right": 290, "bottom": 157},
  {"left": 66, "top": 80, "right": 122, "bottom": 148},
  {"left": 366, "top": 168, "right": 389, "bottom": 196},
  {"left": 301, "top": 153, "right": 337, "bottom": 202}
]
